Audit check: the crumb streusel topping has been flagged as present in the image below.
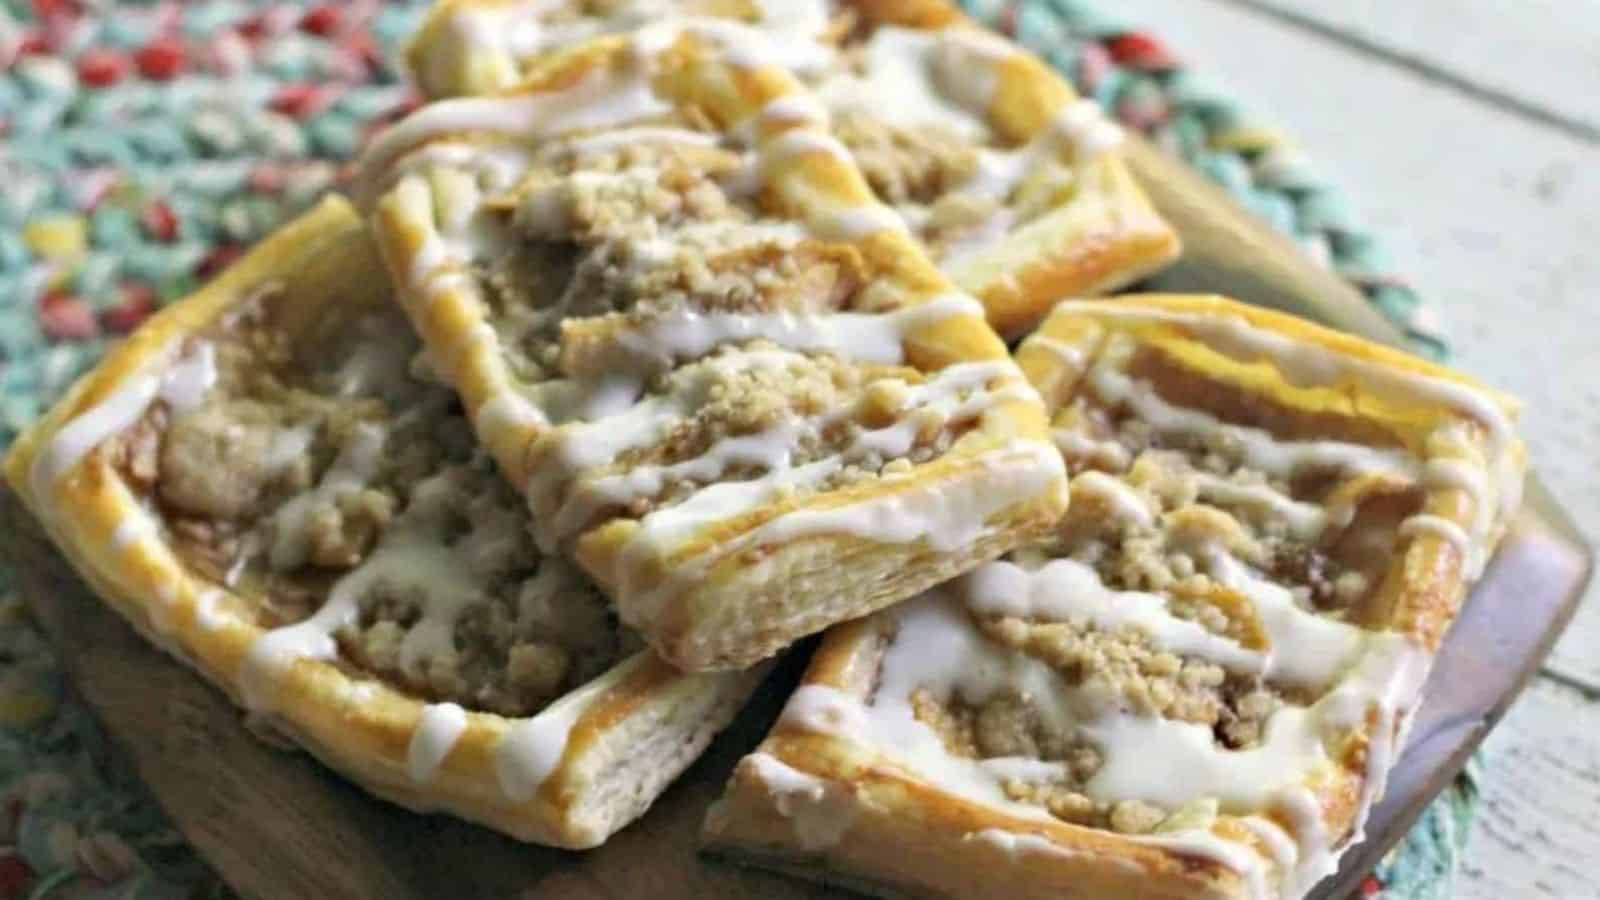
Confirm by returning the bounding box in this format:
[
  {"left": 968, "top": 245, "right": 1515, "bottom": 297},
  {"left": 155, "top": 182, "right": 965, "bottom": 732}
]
[{"left": 112, "top": 297, "right": 631, "bottom": 720}]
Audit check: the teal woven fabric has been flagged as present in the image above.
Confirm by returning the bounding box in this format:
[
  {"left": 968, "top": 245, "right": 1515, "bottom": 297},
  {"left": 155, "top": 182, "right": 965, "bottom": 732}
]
[
  {"left": 0, "top": 1, "right": 1471, "bottom": 897},
  {"left": 961, "top": 0, "right": 1449, "bottom": 363}
]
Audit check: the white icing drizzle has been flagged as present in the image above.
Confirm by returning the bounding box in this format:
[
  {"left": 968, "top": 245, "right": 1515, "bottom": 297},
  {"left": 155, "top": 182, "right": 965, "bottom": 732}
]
[
  {"left": 633, "top": 359, "right": 1023, "bottom": 539},
  {"left": 552, "top": 418, "right": 806, "bottom": 539},
  {"left": 631, "top": 220, "right": 807, "bottom": 265},
  {"left": 417, "top": 0, "right": 829, "bottom": 108},
  {"left": 1203, "top": 547, "right": 1369, "bottom": 688},
  {"left": 562, "top": 125, "right": 718, "bottom": 155},
  {"left": 800, "top": 23, "right": 1126, "bottom": 271},
  {"left": 750, "top": 441, "right": 1059, "bottom": 552},
  {"left": 963, "top": 559, "right": 1265, "bottom": 674},
  {"left": 111, "top": 514, "right": 158, "bottom": 553},
  {"left": 949, "top": 100, "right": 1123, "bottom": 208},
  {"left": 267, "top": 423, "right": 388, "bottom": 571},
  {"left": 764, "top": 128, "right": 851, "bottom": 164},
  {"left": 927, "top": 27, "right": 1014, "bottom": 114},
  {"left": 1075, "top": 304, "right": 1520, "bottom": 579},
  {"left": 1398, "top": 514, "right": 1474, "bottom": 564},
  {"left": 780, "top": 595, "right": 1072, "bottom": 823},
  {"left": 1052, "top": 427, "right": 1133, "bottom": 471},
  {"left": 610, "top": 293, "right": 984, "bottom": 370},
  {"left": 622, "top": 437, "right": 1062, "bottom": 631},
  {"left": 423, "top": 0, "right": 568, "bottom": 95},
  {"left": 517, "top": 291, "right": 991, "bottom": 546},
  {"left": 243, "top": 464, "right": 522, "bottom": 710},
  {"left": 756, "top": 93, "right": 829, "bottom": 129},
  {"left": 495, "top": 652, "right": 649, "bottom": 802},
  {"left": 1079, "top": 635, "right": 1418, "bottom": 814},
  {"left": 474, "top": 392, "right": 550, "bottom": 434},
  {"left": 1088, "top": 364, "right": 1422, "bottom": 487},
  {"left": 936, "top": 208, "right": 1020, "bottom": 270},
  {"left": 31, "top": 377, "right": 160, "bottom": 508},
  {"left": 158, "top": 342, "right": 218, "bottom": 413},
  {"left": 360, "top": 66, "right": 674, "bottom": 188},
  {"left": 386, "top": 141, "right": 535, "bottom": 196},
  {"left": 408, "top": 702, "right": 468, "bottom": 784},
  {"left": 30, "top": 340, "right": 217, "bottom": 512},
  {"left": 781, "top": 581, "right": 1429, "bottom": 900},
  {"left": 1025, "top": 335, "right": 1088, "bottom": 372},
  {"left": 817, "top": 27, "right": 989, "bottom": 142},
  {"left": 1425, "top": 456, "right": 1489, "bottom": 534},
  {"left": 1191, "top": 473, "right": 1329, "bottom": 542},
  {"left": 750, "top": 0, "right": 831, "bottom": 35},
  {"left": 811, "top": 204, "right": 910, "bottom": 241},
  {"left": 1052, "top": 98, "right": 1127, "bottom": 160},
  {"left": 1070, "top": 470, "right": 1154, "bottom": 528},
  {"left": 745, "top": 752, "right": 857, "bottom": 850},
  {"left": 222, "top": 533, "right": 258, "bottom": 588},
  {"left": 193, "top": 588, "right": 229, "bottom": 632}
]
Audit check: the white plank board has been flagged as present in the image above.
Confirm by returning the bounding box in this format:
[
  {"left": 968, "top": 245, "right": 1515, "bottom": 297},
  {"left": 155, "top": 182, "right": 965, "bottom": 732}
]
[
  {"left": 1118, "top": 0, "right": 1600, "bottom": 690},
  {"left": 1461, "top": 679, "right": 1600, "bottom": 900},
  {"left": 1234, "top": 0, "right": 1600, "bottom": 139}
]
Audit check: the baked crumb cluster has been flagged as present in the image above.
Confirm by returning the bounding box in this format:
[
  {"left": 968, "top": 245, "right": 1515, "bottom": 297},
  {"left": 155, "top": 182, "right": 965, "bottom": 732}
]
[
  {"left": 821, "top": 36, "right": 1080, "bottom": 262},
  {"left": 910, "top": 341, "right": 1425, "bottom": 833},
  {"left": 910, "top": 686, "right": 1196, "bottom": 836},
  {"left": 115, "top": 298, "right": 627, "bottom": 717},
  {"left": 831, "top": 109, "right": 981, "bottom": 208},
  {"left": 1044, "top": 344, "right": 1421, "bottom": 620},
  {"left": 471, "top": 131, "right": 997, "bottom": 534}
]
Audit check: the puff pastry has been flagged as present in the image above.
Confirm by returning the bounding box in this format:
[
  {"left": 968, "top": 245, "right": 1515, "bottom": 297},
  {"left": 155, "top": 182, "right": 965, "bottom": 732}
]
[
  {"left": 704, "top": 295, "right": 1525, "bottom": 899},
  {"left": 365, "top": 32, "right": 1069, "bottom": 671},
  {"left": 402, "top": 0, "right": 1180, "bottom": 336},
  {"left": 4, "top": 197, "right": 768, "bottom": 849}
]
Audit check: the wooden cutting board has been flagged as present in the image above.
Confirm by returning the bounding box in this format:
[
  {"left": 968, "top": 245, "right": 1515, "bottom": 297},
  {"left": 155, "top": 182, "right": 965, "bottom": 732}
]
[{"left": 2, "top": 138, "right": 1591, "bottom": 900}]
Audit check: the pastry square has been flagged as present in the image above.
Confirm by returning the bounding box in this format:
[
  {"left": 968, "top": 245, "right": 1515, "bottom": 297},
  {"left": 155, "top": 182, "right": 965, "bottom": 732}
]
[
  {"left": 4, "top": 198, "right": 767, "bottom": 849},
  {"left": 704, "top": 295, "right": 1525, "bottom": 899},
  {"left": 403, "top": 0, "right": 1181, "bottom": 337},
  {"left": 816, "top": 4, "right": 1181, "bottom": 337},
  {"left": 367, "top": 34, "right": 1068, "bottom": 671}
]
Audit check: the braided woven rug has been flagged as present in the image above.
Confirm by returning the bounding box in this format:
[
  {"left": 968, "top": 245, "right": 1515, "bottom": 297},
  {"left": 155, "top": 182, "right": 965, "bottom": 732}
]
[{"left": 0, "top": 1, "right": 1473, "bottom": 897}]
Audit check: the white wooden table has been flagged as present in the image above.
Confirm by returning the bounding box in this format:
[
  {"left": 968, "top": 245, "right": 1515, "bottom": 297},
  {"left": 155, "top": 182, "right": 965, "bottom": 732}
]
[{"left": 1122, "top": 2, "right": 1600, "bottom": 896}]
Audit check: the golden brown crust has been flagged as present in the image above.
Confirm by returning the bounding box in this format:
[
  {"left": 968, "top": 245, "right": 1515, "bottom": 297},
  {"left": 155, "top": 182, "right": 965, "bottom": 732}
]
[
  {"left": 706, "top": 736, "right": 1245, "bottom": 900},
  {"left": 705, "top": 294, "right": 1526, "bottom": 898},
  {"left": 5, "top": 197, "right": 767, "bottom": 849},
  {"left": 369, "top": 33, "right": 1068, "bottom": 672}
]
